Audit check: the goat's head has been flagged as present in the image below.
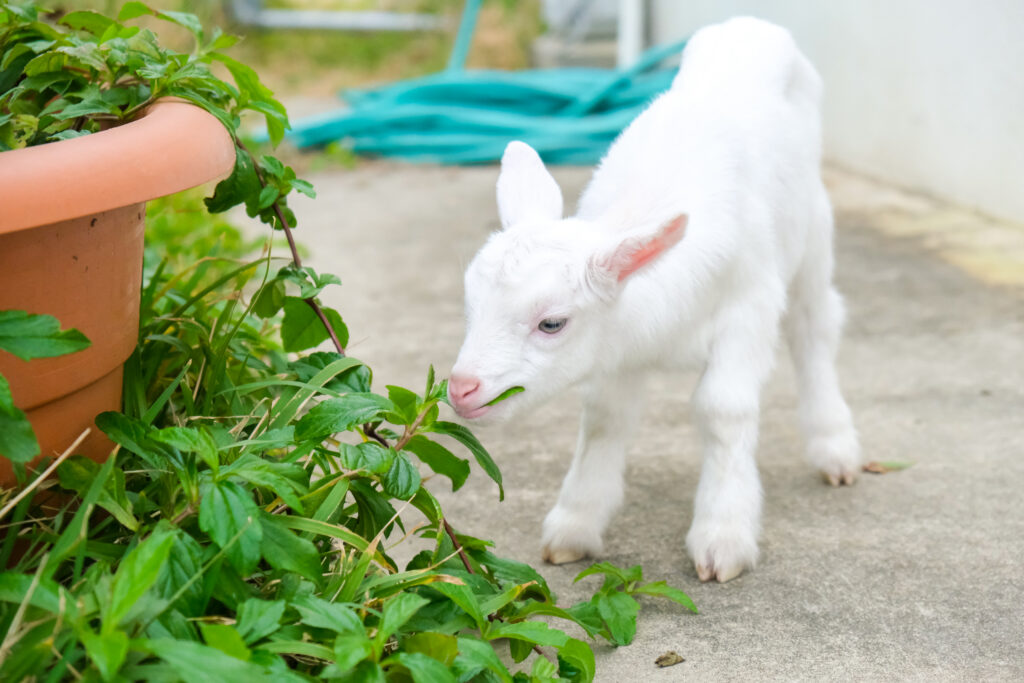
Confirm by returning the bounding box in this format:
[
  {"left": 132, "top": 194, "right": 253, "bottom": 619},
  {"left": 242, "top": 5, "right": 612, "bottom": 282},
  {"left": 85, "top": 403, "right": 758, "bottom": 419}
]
[{"left": 449, "top": 141, "right": 686, "bottom": 420}]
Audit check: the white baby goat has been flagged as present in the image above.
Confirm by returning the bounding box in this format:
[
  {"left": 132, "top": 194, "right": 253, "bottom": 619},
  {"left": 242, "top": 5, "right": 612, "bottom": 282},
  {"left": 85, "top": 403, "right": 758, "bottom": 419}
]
[{"left": 448, "top": 17, "right": 860, "bottom": 583}]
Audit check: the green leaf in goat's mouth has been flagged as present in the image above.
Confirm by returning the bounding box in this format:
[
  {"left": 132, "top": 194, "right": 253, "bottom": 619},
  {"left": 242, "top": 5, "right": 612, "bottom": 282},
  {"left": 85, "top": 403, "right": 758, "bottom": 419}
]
[{"left": 484, "top": 386, "right": 524, "bottom": 407}]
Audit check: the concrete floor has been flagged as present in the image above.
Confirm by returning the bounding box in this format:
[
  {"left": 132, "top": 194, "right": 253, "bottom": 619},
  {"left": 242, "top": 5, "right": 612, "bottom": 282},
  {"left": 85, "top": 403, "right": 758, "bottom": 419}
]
[{"left": 283, "top": 160, "right": 1024, "bottom": 681}]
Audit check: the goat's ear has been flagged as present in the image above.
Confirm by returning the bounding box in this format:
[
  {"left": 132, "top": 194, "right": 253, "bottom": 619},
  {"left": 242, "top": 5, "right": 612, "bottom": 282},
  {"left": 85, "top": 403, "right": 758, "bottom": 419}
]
[
  {"left": 496, "top": 141, "right": 563, "bottom": 229},
  {"left": 588, "top": 214, "right": 688, "bottom": 294}
]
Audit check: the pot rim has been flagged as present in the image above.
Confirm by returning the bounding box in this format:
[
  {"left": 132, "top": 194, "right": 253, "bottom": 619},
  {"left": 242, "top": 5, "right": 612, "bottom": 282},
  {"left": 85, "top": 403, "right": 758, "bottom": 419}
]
[{"left": 0, "top": 100, "right": 236, "bottom": 235}]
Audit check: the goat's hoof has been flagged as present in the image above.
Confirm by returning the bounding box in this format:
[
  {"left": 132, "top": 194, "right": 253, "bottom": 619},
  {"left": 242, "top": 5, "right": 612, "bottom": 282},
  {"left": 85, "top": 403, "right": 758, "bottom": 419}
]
[
  {"left": 822, "top": 468, "right": 857, "bottom": 487},
  {"left": 687, "top": 524, "right": 757, "bottom": 583},
  {"left": 695, "top": 561, "right": 745, "bottom": 583},
  {"left": 809, "top": 429, "right": 861, "bottom": 487},
  {"left": 541, "top": 545, "right": 587, "bottom": 565}
]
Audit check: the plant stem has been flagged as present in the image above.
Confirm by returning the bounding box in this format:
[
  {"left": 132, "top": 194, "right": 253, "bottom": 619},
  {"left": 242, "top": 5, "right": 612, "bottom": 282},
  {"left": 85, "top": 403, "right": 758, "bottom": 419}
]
[
  {"left": 171, "top": 504, "right": 194, "bottom": 525},
  {"left": 442, "top": 518, "right": 474, "bottom": 575},
  {"left": 0, "top": 430, "right": 91, "bottom": 522},
  {"left": 236, "top": 139, "right": 345, "bottom": 354},
  {"left": 0, "top": 552, "right": 47, "bottom": 661},
  {"left": 363, "top": 424, "right": 390, "bottom": 449},
  {"left": 394, "top": 408, "right": 430, "bottom": 451}
]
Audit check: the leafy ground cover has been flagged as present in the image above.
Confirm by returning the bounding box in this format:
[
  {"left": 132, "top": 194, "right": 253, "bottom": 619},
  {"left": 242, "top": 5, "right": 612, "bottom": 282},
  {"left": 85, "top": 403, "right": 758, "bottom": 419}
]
[
  {"left": 0, "top": 186, "right": 697, "bottom": 681},
  {"left": 0, "top": 4, "right": 695, "bottom": 680}
]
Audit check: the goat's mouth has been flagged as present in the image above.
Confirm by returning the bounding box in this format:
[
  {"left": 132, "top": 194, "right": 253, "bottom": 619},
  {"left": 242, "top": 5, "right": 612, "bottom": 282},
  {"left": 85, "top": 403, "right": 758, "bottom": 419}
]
[
  {"left": 454, "top": 385, "right": 525, "bottom": 420},
  {"left": 455, "top": 403, "right": 493, "bottom": 420}
]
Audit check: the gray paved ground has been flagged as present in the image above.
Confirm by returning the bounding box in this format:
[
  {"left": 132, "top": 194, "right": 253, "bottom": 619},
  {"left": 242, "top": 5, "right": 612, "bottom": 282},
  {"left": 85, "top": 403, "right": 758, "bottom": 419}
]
[{"left": 284, "top": 160, "right": 1024, "bottom": 681}]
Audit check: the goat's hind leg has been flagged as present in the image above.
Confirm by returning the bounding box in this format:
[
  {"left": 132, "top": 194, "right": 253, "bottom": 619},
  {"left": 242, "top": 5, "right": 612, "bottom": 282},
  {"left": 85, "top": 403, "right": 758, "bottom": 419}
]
[{"left": 785, "top": 267, "right": 861, "bottom": 486}]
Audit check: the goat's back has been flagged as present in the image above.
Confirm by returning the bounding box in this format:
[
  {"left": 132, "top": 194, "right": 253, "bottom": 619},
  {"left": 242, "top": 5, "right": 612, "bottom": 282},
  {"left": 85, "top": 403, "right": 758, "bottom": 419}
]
[{"left": 576, "top": 17, "right": 826, "bottom": 291}]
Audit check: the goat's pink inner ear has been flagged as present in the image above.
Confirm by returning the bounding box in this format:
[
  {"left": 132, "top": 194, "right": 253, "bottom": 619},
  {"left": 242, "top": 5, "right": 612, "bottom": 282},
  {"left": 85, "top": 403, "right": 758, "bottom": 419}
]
[{"left": 617, "top": 214, "right": 688, "bottom": 281}]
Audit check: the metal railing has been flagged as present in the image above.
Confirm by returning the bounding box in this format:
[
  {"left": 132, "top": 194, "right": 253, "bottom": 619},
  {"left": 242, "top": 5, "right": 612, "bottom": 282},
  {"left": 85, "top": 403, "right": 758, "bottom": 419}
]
[{"left": 229, "top": 0, "right": 442, "bottom": 31}]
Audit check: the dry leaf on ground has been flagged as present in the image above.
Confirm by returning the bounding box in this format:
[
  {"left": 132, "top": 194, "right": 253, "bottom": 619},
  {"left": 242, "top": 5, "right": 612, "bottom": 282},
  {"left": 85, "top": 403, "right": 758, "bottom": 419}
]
[
  {"left": 655, "top": 651, "right": 685, "bottom": 667},
  {"left": 863, "top": 461, "right": 915, "bottom": 474}
]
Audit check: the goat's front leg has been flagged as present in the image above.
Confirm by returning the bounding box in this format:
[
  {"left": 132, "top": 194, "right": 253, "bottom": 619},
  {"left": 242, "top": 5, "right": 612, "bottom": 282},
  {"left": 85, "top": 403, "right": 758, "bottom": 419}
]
[
  {"left": 687, "top": 309, "right": 779, "bottom": 582},
  {"left": 541, "top": 371, "right": 646, "bottom": 564}
]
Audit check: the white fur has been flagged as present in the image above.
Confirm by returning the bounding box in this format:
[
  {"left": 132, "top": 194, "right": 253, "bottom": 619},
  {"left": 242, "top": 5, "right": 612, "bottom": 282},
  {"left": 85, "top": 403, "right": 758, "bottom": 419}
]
[{"left": 449, "top": 17, "right": 860, "bottom": 582}]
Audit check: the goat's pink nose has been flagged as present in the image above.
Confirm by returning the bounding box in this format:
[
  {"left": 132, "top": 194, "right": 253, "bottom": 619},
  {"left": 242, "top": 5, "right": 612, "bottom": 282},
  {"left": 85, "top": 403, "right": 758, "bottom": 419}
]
[{"left": 449, "top": 374, "right": 481, "bottom": 407}]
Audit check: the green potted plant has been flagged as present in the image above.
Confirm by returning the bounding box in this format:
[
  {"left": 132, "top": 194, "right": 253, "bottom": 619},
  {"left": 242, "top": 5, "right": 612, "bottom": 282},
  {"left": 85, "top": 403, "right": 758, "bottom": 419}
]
[{"left": 0, "top": 2, "right": 309, "bottom": 482}]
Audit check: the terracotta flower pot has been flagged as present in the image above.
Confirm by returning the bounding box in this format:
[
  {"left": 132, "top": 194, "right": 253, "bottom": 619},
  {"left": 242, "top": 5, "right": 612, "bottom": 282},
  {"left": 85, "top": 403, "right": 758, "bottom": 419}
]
[{"left": 0, "top": 101, "right": 236, "bottom": 486}]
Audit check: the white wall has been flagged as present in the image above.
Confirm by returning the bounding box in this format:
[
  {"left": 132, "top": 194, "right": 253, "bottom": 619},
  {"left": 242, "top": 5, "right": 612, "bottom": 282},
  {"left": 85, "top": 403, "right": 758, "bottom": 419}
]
[{"left": 648, "top": 0, "right": 1024, "bottom": 224}]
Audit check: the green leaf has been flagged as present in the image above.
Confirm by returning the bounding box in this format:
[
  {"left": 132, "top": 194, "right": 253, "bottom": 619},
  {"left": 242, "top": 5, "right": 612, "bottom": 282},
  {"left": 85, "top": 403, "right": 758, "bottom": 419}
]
[
  {"left": 81, "top": 628, "right": 128, "bottom": 682},
  {"left": 141, "top": 638, "right": 276, "bottom": 681},
  {"left": 117, "top": 2, "right": 152, "bottom": 21},
  {"left": 385, "top": 652, "right": 457, "bottom": 683},
  {"left": 291, "top": 594, "right": 363, "bottom": 634},
  {"left": 256, "top": 185, "right": 279, "bottom": 211},
  {"left": 288, "top": 352, "right": 370, "bottom": 394},
  {"left": 385, "top": 385, "right": 419, "bottom": 425},
  {"left": 256, "top": 639, "right": 334, "bottom": 662},
  {"left": 59, "top": 10, "right": 115, "bottom": 35},
  {"left": 487, "top": 620, "right": 569, "bottom": 648},
  {"left": 453, "top": 636, "right": 513, "bottom": 683},
  {"left": 340, "top": 442, "right": 394, "bottom": 475},
  {"left": 269, "top": 356, "right": 366, "bottom": 430},
  {"left": 58, "top": 456, "right": 138, "bottom": 531},
  {"left": 291, "top": 178, "right": 315, "bottom": 198},
  {"left": 634, "top": 580, "right": 698, "bottom": 614},
  {"left": 52, "top": 83, "right": 122, "bottom": 119},
  {"left": 220, "top": 454, "right": 306, "bottom": 513},
  {"left": 511, "top": 602, "right": 601, "bottom": 639},
  {"left": 0, "top": 374, "right": 38, "bottom": 464},
  {"left": 47, "top": 129, "right": 91, "bottom": 142},
  {"left": 483, "top": 386, "right": 524, "bottom": 407},
  {"left": 295, "top": 393, "right": 393, "bottom": 441},
  {"left": 41, "top": 453, "right": 116, "bottom": 580},
  {"left": 401, "top": 632, "right": 458, "bottom": 667},
  {"left": 252, "top": 278, "right": 286, "bottom": 319},
  {"left": 340, "top": 660, "right": 386, "bottom": 683},
  {"left": 103, "top": 525, "right": 176, "bottom": 633},
  {"left": 280, "top": 297, "right": 348, "bottom": 352},
  {"left": 156, "top": 10, "right": 204, "bottom": 40},
  {"left": 331, "top": 633, "right": 373, "bottom": 673},
  {"left": 402, "top": 436, "right": 469, "bottom": 491},
  {"left": 236, "top": 599, "right": 286, "bottom": 644},
  {"left": 473, "top": 550, "right": 550, "bottom": 597},
  {"left": 573, "top": 561, "right": 640, "bottom": 587},
  {"left": 199, "top": 480, "right": 263, "bottom": 575},
  {"left": 95, "top": 411, "right": 163, "bottom": 467},
  {"left": 383, "top": 451, "right": 421, "bottom": 499},
  {"left": 311, "top": 476, "right": 350, "bottom": 525},
  {"left": 428, "top": 421, "right": 503, "bottom": 500},
  {"left": 153, "top": 425, "right": 219, "bottom": 472},
  {"left": 207, "top": 28, "right": 240, "bottom": 51},
  {"left": 0, "top": 310, "right": 90, "bottom": 360},
  {"left": 259, "top": 514, "right": 322, "bottom": 584},
  {"left": 557, "top": 638, "right": 596, "bottom": 683},
  {"left": 273, "top": 515, "right": 386, "bottom": 561},
  {"left": 209, "top": 53, "right": 275, "bottom": 103},
  {"left": 205, "top": 150, "right": 261, "bottom": 215},
  {"left": 478, "top": 582, "right": 537, "bottom": 617},
  {"left": 277, "top": 265, "right": 340, "bottom": 300},
  {"left": 200, "top": 622, "right": 251, "bottom": 661},
  {"left": 531, "top": 655, "right": 558, "bottom": 681},
  {"left": 430, "top": 582, "right": 485, "bottom": 632},
  {"left": 375, "top": 593, "right": 430, "bottom": 651},
  {"left": 594, "top": 590, "right": 639, "bottom": 646},
  {"left": 153, "top": 530, "right": 206, "bottom": 617}
]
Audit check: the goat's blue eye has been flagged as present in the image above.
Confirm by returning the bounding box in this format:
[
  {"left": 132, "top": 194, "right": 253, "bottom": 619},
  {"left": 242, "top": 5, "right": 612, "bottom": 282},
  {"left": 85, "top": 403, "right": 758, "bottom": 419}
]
[{"left": 538, "top": 318, "right": 567, "bottom": 334}]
